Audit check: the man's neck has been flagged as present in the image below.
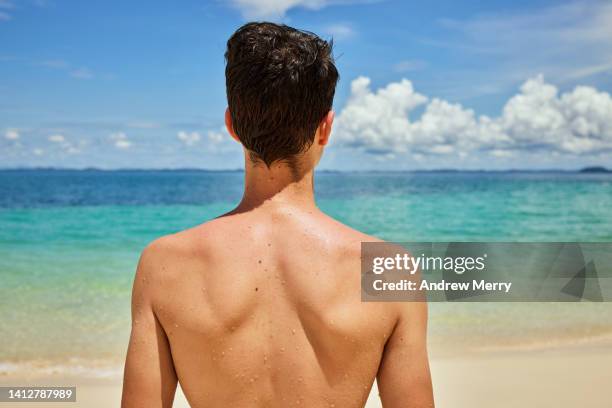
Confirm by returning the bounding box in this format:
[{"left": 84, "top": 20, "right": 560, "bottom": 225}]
[{"left": 235, "top": 159, "right": 317, "bottom": 213}]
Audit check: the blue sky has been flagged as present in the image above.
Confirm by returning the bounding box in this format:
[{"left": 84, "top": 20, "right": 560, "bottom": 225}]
[{"left": 1, "top": 0, "right": 612, "bottom": 170}]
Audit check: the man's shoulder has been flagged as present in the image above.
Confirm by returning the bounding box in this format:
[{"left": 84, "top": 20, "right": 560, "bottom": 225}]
[
  {"left": 320, "top": 212, "right": 383, "bottom": 245},
  {"left": 137, "top": 221, "right": 222, "bottom": 279}
]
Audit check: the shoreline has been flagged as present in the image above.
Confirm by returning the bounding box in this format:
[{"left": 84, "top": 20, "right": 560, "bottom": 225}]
[{"left": 3, "top": 330, "right": 612, "bottom": 379}]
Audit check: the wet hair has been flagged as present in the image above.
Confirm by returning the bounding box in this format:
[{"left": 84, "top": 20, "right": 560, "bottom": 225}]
[{"left": 225, "top": 22, "right": 339, "bottom": 167}]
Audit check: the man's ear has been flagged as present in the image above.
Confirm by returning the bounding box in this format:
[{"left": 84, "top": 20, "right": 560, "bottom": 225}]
[
  {"left": 318, "top": 110, "right": 334, "bottom": 146},
  {"left": 225, "top": 108, "right": 241, "bottom": 143}
]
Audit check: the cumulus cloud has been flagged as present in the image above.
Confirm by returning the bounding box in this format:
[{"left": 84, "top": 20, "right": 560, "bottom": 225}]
[
  {"left": 207, "top": 127, "right": 227, "bottom": 144},
  {"left": 205, "top": 127, "right": 240, "bottom": 154},
  {"left": 333, "top": 75, "right": 612, "bottom": 157},
  {"left": 48, "top": 134, "right": 81, "bottom": 154},
  {"left": 177, "top": 131, "right": 201, "bottom": 146},
  {"left": 4, "top": 128, "right": 19, "bottom": 140},
  {"left": 109, "top": 132, "right": 131, "bottom": 149}
]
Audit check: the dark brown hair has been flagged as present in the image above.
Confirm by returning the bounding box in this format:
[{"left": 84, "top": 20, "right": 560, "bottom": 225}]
[{"left": 225, "top": 22, "right": 339, "bottom": 166}]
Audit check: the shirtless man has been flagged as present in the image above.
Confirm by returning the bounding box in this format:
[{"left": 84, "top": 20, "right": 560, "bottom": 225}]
[{"left": 122, "top": 22, "right": 433, "bottom": 408}]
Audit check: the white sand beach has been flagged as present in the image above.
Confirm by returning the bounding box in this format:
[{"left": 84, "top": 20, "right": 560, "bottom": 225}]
[{"left": 3, "top": 345, "right": 611, "bottom": 407}]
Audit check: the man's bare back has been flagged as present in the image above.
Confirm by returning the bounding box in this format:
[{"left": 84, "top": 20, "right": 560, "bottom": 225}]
[
  {"left": 123, "top": 200, "right": 432, "bottom": 407},
  {"left": 122, "top": 21, "right": 432, "bottom": 408}
]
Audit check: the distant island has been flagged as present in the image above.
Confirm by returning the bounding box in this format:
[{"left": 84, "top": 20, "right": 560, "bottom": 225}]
[{"left": 579, "top": 166, "right": 611, "bottom": 173}]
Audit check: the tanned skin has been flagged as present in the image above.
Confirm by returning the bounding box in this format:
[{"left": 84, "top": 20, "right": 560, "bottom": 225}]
[{"left": 121, "top": 110, "right": 434, "bottom": 407}]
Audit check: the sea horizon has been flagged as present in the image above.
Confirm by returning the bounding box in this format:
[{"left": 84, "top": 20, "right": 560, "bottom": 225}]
[{"left": 0, "top": 166, "right": 610, "bottom": 173}]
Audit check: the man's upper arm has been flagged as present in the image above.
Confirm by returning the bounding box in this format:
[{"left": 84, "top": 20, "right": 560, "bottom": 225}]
[
  {"left": 377, "top": 301, "right": 434, "bottom": 408},
  {"left": 122, "top": 243, "right": 178, "bottom": 408}
]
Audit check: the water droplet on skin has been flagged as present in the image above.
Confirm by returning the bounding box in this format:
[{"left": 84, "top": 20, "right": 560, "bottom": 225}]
[
  {"left": 280, "top": 347, "right": 285, "bottom": 352},
  {"left": 291, "top": 329, "right": 296, "bottom": 335},
  {"left": 249, "top": 377, "right": 255, "bottom": 383}
]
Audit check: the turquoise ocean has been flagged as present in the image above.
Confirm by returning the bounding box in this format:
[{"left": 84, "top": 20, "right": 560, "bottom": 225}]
[{"left": 1, "top": 169, "right": 612, "bottom": 376}]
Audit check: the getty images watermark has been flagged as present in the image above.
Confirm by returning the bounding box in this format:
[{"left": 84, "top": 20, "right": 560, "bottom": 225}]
[{"left": 361, "top": 243, "right": 612, "bottom": 302}]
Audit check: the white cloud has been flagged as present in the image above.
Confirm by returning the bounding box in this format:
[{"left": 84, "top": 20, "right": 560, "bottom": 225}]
[
  {"left": 207, "top": 128, "right": 227, "bottom": 144},
  {"left": 229, "top": 0, "right": 371, "bottom": 19},
  {"left": 333, "top": 75, "right": 612, "bottom": 157},
  {"left": 177, "top": 131, "right": 201, "bottom": 146},
  {"left": 47, "top": 134, "right": 81, "bottom": 154},
  {"left": 205, "top": 127, "right": 239, "bottom": 154},
  {"left": 109, "top": 132, "right": 131, "bottom": 149},
  {"left": 48, "top": 134, "right": 65, "bottom": 143},
  {"left": 230, "top": 0, "right": 329, "bottom": 19},
  {"left": 4, "top": 128, "right": 19, "bottom": 140},
  {"left": 324, "top": 23, "right": 355, "bottom": 39},
  {"left": 33, "top": 148, "right": 44, "bottom": 156},
  {"left": 434, "top": 1, "right": 612, "bottom": 83}
]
